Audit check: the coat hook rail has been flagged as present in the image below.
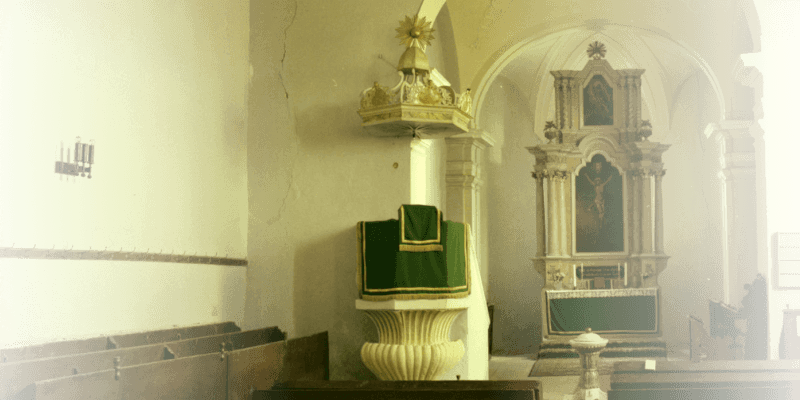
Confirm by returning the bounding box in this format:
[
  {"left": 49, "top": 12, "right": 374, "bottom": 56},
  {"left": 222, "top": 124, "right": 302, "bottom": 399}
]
[{"left": 0, "top": 246, "right": 247, "bottom": 266}]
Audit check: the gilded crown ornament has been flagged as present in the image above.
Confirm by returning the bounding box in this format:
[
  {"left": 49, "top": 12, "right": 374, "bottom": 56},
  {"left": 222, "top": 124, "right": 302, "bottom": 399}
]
[
  {"left": 587, "top": 41, "right": 606, "bottom": 60},
  {"left": 357, "top": 14, "right": 472, "bottom": 138},
  {"left": 396, "top": 15, "right": 435, "bottom": 51}
]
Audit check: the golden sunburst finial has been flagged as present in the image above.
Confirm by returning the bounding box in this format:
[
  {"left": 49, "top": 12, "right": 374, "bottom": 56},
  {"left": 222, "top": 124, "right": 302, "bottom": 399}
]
[
  {"left": 587, "top": 41, "right": 606, "bottom": 60},
  {"left": 395, "top": 15, "right": 435, "bottom": 51}
]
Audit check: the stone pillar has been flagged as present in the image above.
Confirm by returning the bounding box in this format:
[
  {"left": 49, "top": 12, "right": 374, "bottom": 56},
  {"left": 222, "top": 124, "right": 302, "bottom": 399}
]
[
  {"left": 547, "top": 172, "right": 559, "bottom": 256},
  {"left": 654, "top": 170, "right": 665, "bottom": 254},
  {"left": 640, "top": 169, "right": 654, "bottom": 254},
  {"left": 533, "top": 172, "right": 547, "bottom": 257},
  {"left": 558, "top": 172, "right": 569, "bottom": 255},
  {"left": 709, "top": 120, "right": 757, "bottom": 306},
  {"left": 446, "top": 130, "right": 494, "bottom": 293},
  {"left": 630, "top": 171, "right": 641, "bottom": 255}
]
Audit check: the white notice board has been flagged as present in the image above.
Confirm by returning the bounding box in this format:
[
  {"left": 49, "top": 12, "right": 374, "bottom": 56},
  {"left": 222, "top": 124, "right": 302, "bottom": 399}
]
[{"left": 777, "top": 233, "right": 800, "bottom": 288}]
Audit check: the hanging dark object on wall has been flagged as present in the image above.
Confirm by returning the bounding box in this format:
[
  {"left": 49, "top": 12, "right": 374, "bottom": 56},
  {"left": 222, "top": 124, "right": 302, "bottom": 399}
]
[{"left": 55, "top": 137, "right": 94, "bottom": 178}]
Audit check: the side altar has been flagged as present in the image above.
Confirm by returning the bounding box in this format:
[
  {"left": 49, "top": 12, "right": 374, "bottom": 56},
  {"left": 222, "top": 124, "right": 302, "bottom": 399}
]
[{"left": 528, "top": 42, "right": 670, "bottom": 359}]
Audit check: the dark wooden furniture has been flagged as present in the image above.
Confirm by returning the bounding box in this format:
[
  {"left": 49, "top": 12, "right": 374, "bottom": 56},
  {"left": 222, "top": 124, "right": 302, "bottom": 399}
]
[
  {"left": 2, "top": 326, "right": 330, "bottom": 400},
  {"left": 256, "top": 380, "right": 541, "bottom": 400},
  {"left": 609, "top": 359, "right": 800, "bottom": 400},
  {"left": 0, "top": 321, "right": 240, "bottom": 363}
]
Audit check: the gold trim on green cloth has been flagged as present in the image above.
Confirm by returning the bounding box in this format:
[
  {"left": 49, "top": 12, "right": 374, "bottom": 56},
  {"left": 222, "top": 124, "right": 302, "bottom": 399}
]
[
  {"left": 357, "top": 219, "right": 472, "bottom": 301},
  {"left": 399, "top": 205, "right": 442, "bottom": 245},
  {"left": 361, "top": 291, "right": 469, "bottom": 301},
  {"left": 399, "top": 244, "right": 444, "bottom": 252}
]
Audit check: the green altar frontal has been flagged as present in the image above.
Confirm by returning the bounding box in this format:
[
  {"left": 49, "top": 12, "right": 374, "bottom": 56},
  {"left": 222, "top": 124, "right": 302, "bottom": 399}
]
[
  {"left": 546, "top": 288, "right": 659, "bottom": 335},
  {"left": 357, "top": 205, "right": 470, "bottom": 301}
]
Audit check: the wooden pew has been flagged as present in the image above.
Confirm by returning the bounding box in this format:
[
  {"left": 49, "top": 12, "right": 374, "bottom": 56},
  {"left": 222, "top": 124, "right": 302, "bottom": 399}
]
[
  {"left": 0, "top": 321, "right": 240, "bottom": 363},
  {"left": 1, "top": 326, "right": 284, "bottom": 400},
  {"left": 108, "top": 321, "right": 240, "bottom": 349},
  {"left": 609, "top": 359, "right": 800, "bottom": 400},
  {"left": 280, "top": 331, "right": 330, "bottom": 382},
  {"left": 255, "top": 381, "right": 541, "bottom": 400},
  {"left": 11, "top": 331, "right": 328, "bottom": 400}
]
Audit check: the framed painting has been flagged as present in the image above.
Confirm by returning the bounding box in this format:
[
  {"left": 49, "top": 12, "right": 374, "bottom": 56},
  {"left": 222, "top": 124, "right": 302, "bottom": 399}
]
[{"left": 575, "top": 154, "right": 624, "bottom": 253}]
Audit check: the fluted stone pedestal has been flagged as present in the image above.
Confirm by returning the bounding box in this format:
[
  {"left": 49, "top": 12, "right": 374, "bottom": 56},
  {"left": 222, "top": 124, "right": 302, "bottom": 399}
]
[
  {"left": 565, "top": 328, "right": 609, "bottom": 400},
  {"left": 359, "top": 307, "right": 466, "bottom": 380}
]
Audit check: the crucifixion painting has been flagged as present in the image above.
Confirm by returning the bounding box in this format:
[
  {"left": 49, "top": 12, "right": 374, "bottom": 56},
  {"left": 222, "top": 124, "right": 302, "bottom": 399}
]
[
  {"left": 587, "top": 166, "right": 613, "bottom": 223},
  {"left": 576, "top": 154, "right": 624, "bottom": 253}
]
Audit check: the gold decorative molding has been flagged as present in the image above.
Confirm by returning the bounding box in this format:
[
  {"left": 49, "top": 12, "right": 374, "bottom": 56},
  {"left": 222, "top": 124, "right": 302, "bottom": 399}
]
[
  {"left": 358, "top": 14, "right": 471, "bottom": 138},
  {"left": 0, "top": 246, "right": 247, "bottom": 267}
]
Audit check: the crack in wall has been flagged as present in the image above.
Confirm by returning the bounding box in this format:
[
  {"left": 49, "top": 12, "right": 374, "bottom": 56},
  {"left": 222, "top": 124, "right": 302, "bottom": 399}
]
[{"left": 266, "top": 0, "right": 299, "bottom": 227}]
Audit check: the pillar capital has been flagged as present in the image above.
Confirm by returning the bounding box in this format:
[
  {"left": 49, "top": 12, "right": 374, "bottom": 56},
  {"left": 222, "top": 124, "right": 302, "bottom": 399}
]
[
  {"left": 707, "top": 119, "right": 758, "bottom": 173},
  {"left": 446, "top": 129, "right": 495, "bottom": 150}
]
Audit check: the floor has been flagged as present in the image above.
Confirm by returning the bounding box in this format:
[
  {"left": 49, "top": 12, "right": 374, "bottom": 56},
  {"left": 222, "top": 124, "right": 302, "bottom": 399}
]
[
  {"left": 488, "top": 355, "right": 612, "bottom": 400},
  {"left": 488, "top": 346, "right": 691, "bottom": 399}
]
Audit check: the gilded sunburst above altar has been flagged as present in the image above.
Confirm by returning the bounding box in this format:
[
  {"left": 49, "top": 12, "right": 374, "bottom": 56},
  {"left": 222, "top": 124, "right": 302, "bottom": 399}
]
[
  {"left": 395, "top": 15, "right": 435, "bottom": 50},
  {"left": 587, "top": 41, "right": 607, "bottom": 60}
]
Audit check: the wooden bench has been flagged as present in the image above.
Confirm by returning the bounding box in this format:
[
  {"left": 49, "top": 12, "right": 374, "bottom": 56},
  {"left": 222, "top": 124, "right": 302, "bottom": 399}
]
[
  {"left": 0, "top": 326, "right": 284, "bottom": 399},
  {"left": 256, "top": 381, "right": 541, "bottom": 400},
  {"left": 9, "top": 331, "right": 328, "bottom": 400},
  {"left": 609, "top": 359, "right": 800, "bottom": 400},
  {"left": 0, "top": 321, "right": 240, "bottom": 363}
]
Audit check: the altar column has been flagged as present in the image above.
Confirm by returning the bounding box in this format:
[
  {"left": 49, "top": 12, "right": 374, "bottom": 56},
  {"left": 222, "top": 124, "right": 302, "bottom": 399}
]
[
  {"left": 546, "top": 171, "right": 560, "bottom": 256},
  {"left": 640, "top": 169, "right": 654, "bottom": 255},
  {"left": 654, "top": 170, "right": 666, "bottom": 254},
  {"left": 533, "top": 172, "right": 546, "bottom": 256},
  {"left": 709, "top": 120, "right": 758, "bottom": 306},
  {"left": 558, "top": 171, "right": 570, "bottom": 256}
]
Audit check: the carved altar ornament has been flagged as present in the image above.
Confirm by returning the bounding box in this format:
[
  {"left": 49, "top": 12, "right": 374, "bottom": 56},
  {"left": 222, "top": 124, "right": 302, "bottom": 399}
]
[
  {"left": 638, "top": 120, "right": 653, "bottom": 141},
  {"left": 358, "top": 14, "right": 472, "bottom": 138}
]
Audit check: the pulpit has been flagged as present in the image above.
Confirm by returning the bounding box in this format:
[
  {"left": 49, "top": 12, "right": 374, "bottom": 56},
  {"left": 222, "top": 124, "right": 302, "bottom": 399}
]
[
  {"left": 356, "top": 205, "right": 489, "bottom": 380},
  {"left": 528, "top": 42, "right": 669, "bottom": 359}
]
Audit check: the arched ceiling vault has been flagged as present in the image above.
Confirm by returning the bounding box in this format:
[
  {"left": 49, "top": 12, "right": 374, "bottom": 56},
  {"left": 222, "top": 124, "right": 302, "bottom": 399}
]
[
  {"left": 419, "top": 0, "right": 761, "bottom": 143},
  {"left": 471, "top": 24, "right": 725, "bottom": 143}
]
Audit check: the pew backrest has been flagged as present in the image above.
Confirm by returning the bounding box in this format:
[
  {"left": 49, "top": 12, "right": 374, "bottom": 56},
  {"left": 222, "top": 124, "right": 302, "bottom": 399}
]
[
  {"left": 282, "top": 331, "right": 329, "bottom": 381},
  {"left": 611, "top": 359, "right": 800, "bottom": 400},
  {"left": 0, "top": 326, "right": 284, "bottom": 399},
  {"left": 258, "top": 380, "right": 541, "bottom": 400},
  {"left": 0, "top": 321, "right": 240, "bottom": 363}
]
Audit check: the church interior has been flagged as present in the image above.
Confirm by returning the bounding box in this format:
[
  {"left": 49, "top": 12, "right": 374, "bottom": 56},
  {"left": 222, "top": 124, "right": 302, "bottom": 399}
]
[{"left": 1, "top": 0, "right": 800, "bottom": 398}]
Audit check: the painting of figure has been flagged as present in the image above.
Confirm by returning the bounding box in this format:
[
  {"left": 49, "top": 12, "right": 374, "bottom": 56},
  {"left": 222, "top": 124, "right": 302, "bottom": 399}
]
[
  {"left": 583, "top": 74, "right": 614, "bottom": 125},
  {"left": 576, "top": 154, "right": 624, "bottom": 252}
]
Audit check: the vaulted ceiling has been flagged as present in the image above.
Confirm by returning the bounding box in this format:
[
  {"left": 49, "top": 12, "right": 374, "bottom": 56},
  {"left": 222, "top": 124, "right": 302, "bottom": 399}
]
[{"left": 425, "top": 0, "right": 760, "bottom": 142}]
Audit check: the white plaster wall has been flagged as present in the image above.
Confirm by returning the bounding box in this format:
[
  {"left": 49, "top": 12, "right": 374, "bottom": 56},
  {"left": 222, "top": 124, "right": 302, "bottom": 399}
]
[
  {"left": 657, "top": 72, "right": 726, "bottom": 350},
  {"left": 485, "top": 79, "right": 543, "bottom": 355},
  {"left": 0, "top": 0, "right": 249, "bottom": 347},
  {"left": 751, "top": 0, "right": 800, "bottom": 359},
  {"left": 246, "top": 0, "right": 441, "bottom": 380}
]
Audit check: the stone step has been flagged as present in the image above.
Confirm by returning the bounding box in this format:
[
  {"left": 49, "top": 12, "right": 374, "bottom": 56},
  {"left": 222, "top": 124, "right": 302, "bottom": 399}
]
[
  {"left": 539, "top": 340, "right": 666, "bottom": 350},
  {"left": 536, "top": 346, "right": 668, "bottom": 359}
]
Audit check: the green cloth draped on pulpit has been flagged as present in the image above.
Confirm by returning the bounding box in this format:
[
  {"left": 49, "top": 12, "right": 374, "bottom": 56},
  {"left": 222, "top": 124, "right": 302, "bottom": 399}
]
[
  {"left": 399, "top": 205, "right": 443, "bottom": 252},
  {"left": 358, "top": 206, "right": 470, "bottom": 301}
]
